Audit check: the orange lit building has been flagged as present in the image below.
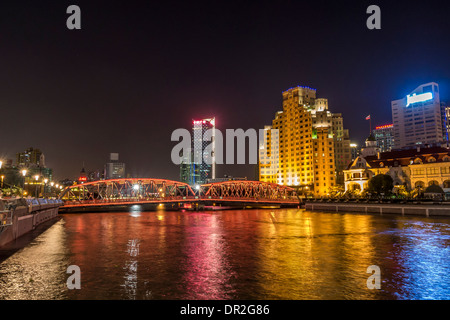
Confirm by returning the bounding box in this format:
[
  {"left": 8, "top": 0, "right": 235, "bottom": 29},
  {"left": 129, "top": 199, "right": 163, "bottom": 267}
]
[{"left": 259, "top": 86, "right": 349, "bottom": 196}]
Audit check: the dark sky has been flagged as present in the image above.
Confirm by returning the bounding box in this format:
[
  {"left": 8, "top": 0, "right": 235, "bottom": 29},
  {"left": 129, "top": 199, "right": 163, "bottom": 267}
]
[{"left": 0, "top": 0, "right": 449, "bottom": 181}]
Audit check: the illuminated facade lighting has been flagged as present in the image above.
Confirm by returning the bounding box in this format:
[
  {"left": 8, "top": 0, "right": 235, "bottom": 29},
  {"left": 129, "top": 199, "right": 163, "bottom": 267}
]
[
  {"left": 406, "top": 92, "right": 433, "bottom": 106},
  {"left": 392, "top": 82, "right": 442, "bottom": 149}
]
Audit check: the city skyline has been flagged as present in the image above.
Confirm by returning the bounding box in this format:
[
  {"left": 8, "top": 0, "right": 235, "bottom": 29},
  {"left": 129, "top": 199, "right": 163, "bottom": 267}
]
[{"left": 0, "top": 1, "right": 449, "bottom": 182}]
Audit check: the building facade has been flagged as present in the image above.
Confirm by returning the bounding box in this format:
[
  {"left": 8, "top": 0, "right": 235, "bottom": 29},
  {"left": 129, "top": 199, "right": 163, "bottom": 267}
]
[
  {"left": 180, "top": 118, "right": 216, "bottom": 185},
  {"left": 16, "top": 147, "right": 45, "bottom": 168},
  {"left": 373, "top": 124, "right": 394, "bottom": 152},
  {"left": 344, "top": 144, "right": 450, "bottom": 195},
  {"left": 442, "top": 102, "right": 450, "bottom": 142},
  {"left": 259, "top": 86, "right": 351, "bottom": 196},
  {"left": 392, "top": 82, "right": 443, "bottom": 149},
  {"left": 104, "top": 153, "right": 126, "bottom": 179}
]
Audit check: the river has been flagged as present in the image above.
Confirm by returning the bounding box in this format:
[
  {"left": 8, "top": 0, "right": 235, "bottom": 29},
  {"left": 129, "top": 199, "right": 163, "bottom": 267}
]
[{"left": 1, "top": 208, "right": 449, "bottom": 300}]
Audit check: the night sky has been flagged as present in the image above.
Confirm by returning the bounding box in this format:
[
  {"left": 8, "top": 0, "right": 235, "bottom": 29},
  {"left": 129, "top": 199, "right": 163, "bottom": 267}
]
[{"left": 0, "top": 0, "right": 449, "bottom": 182}]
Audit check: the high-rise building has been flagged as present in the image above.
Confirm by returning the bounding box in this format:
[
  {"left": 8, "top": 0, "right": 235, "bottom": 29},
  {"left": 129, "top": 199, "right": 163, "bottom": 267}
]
[
  {"left": 259, "top": 125, "right": 279, "bottom": 183},
  {"left": 180, "top": 118, "right": 215, "bottom": 185},
  {"left": 259, "top": 86, "right": 350, "bottom": 196},
  {"left": 350, "top": 143, "right": 359, "bottom": 161},
  {"left": 392, "top": 82, "right": 443, "bottom": 149},
  {"left": 16, "top": 147, "right": 45, "bottom": 168},
  {"left": 373, "top": 124, "right": 394, "bottom": 152},
  {"left": 104, "top": 153, "right": 126, "bottom": 179},
  {"left": 310, "top": 99, "right": 352, "bottom": 185},
  {"left": 441, "top": 102, "right": 450, "bottom": 142}
]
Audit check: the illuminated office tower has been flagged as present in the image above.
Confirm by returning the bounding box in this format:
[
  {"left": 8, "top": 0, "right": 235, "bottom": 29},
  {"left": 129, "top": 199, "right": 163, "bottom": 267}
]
[
  {"left": 392, "top": 82, "right": 443, "bottom": 149},
  {"left": 311, "top": 98, "right": 351, "bottom": 185},
  {"left": 259, "top": 125, "right": 279, "bottom": 183},
  {"left": 260, "top": 86, "right": 340, "bottom": 196},
  {"left": 373, "top": 124, "right": 394, "bottom": 152},
  {"left": 104, "top": 153, "right": 125, "bottom": 179},
  {"left": 271, "top": 86, "right": 317, "bottom": 187},
  {"left": 180, "top": 118, "right": 216, "bottom": 185},
  {"left": 312, "top": 127, "right": 335, "bottom": 196},
  {"left": 16, "top": 147, "right": 45, "bottom": 168}
]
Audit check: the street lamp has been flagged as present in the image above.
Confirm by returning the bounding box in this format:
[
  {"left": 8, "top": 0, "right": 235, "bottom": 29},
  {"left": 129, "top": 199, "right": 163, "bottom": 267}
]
[
  {"left": 0, "top": 161, "right": 3, "bottom": 192},
  {"left": 34, "top": 175, "right": 40, "bottom": 198},
  {"left": 21, "top": 169, "right": 27, "bottom": 198},
  {"left": 44, "top": 179, "right": 48, "bottom": 197}
]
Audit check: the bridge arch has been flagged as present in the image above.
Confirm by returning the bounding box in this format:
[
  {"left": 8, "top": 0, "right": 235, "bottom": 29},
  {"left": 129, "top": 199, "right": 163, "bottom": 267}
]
[{"left": 60, "top": 178, "right": 196, "bottom": 201}]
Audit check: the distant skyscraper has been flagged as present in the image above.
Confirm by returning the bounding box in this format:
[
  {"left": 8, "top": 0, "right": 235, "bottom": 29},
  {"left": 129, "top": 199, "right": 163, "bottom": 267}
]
[
  {"left": 104, "top": 153, "right": 125, "bottom": 179},
  {"left": 16, "top": 147, "right": 45, "bottom": 168},
  {"left": 392, "top": 82, "right": 443, "bottom": 149},
  {"left": 180, "top": 118, "right": 216, "bottom": 185},
  {"left": 350, "top": 143, "right": 359, "bottom": 161},
  {"left": 373, "top": 124, "right": 394, "bottom": 152}
]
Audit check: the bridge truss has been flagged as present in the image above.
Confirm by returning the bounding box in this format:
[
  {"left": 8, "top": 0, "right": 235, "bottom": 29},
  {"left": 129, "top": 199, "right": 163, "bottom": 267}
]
[
  {"left": 60, "top": 179, "right": 195, "bottom": 202},
  {"left": 59, "top": 179, "right": 299, "bottom": 208}
]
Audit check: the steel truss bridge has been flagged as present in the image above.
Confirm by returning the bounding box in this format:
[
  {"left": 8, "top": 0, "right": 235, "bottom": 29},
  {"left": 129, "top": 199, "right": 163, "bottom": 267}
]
[{"left": 59, "top": 179, "right": 300, "bottom": 212}]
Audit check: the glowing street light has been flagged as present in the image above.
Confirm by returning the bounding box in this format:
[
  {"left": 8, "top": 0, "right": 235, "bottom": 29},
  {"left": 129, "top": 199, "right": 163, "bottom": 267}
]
[
  {"left": 21, "top": 169, "right": 27, "bottom": 198},
  {"left": 34, "top": 175, "right": 40, "bottom": 198}
]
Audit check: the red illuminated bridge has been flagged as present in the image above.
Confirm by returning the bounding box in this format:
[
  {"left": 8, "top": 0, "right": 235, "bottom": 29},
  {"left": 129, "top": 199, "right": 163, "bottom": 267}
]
[{"left": 59, "top": 179, "right": 300, "bottom": 213}]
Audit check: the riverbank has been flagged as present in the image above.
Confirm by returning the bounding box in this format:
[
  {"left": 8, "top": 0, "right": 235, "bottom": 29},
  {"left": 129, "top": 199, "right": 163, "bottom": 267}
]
[
  {"left": 0, "top": 198, "right": 63, "bottom": 247},
  {"left": 305, "top": 201, "right": 450, "bottom": 216}
]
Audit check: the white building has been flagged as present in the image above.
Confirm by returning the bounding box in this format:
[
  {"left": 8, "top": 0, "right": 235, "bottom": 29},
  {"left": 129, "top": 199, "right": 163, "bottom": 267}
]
[{"left": 392, "top": 82, "right": 443, "bottom": 149}]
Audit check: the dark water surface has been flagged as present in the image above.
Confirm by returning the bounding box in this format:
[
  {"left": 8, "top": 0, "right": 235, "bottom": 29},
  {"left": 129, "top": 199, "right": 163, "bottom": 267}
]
[{"left": 1, "top": 209, "right": 449, "bottom": 300}]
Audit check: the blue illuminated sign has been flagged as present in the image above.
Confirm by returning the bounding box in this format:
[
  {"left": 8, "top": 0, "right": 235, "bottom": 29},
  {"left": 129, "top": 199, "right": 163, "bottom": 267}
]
[{"left": 406, "top": 92, "right": 433, "bottom": 106}]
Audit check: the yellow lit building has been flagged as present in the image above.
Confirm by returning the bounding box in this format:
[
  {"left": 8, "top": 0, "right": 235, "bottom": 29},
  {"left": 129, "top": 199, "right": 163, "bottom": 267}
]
[{"left": 259, "top": 86, "right": 347, "bottom": 196}]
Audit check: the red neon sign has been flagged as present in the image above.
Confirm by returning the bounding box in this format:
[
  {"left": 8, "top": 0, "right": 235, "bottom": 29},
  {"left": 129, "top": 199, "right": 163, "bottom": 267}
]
[{"left": 375, "top": 124, "right": 393, "bottom": 130}]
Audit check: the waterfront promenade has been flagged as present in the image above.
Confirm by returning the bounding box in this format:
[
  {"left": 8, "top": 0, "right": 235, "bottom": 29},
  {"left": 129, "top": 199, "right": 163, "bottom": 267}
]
[{"left": 305, "top": 200, "right": 450, "bottom": 217}]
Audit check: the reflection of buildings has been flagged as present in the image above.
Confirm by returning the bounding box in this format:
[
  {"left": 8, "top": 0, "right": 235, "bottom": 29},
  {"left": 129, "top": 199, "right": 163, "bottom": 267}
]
[
  {"left": 180, "top": 118, "right": 216, "bottom": 185},
  {"left": 259, "top": 86, "right": 352, "bottom": 196},
  {"left": 344, "top": 141, "right": 450, "bottom": 195},
  {"left": 104, "top": 153, "right": 125, "bottom": 180}
]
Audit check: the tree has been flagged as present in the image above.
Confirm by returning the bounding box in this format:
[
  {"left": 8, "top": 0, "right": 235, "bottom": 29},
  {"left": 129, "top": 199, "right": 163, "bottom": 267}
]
[{"left": 367, "top": 174, "right": 394, "bottom": 196}]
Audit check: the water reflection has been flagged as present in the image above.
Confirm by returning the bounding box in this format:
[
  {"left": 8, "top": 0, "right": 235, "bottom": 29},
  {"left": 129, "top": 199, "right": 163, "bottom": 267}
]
[
  {"left": 0, "top": 219, "right": 69, "bottom": 300},
  {"left": 0, "top": 209, "right": 449, "bottom": 299},
  {"left": 180, "top": 213, "right": 236, "bottom": 299}
]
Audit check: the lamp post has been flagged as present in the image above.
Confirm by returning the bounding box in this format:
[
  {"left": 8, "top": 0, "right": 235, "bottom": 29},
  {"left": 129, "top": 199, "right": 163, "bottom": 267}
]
[
  {"left": 44, "top": 179, "right": 48, "bottom": 198},
  {"left": 21, "top": 169, "right": 27, "bottom": 198},
  {"left": 34, "top": 175, "right": 40, "bottom": 198},
  {"left": 0, "top": 161, "right": 3, "bottom": 189}
]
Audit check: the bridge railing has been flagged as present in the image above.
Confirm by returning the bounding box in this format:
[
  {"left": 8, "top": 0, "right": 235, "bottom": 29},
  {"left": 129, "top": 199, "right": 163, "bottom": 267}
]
[{"left": 62, "top": 195, "right": 300, "bottom": 207}]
